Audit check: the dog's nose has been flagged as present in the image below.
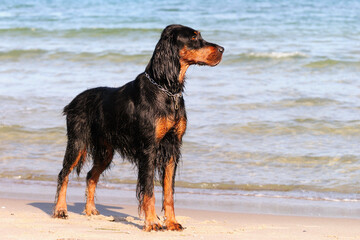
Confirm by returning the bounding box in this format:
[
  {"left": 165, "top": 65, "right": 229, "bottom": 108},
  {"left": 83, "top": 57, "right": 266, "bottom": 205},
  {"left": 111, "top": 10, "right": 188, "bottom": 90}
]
[{"left": 218, "top": 46, "right": 224, "bottom": 53}]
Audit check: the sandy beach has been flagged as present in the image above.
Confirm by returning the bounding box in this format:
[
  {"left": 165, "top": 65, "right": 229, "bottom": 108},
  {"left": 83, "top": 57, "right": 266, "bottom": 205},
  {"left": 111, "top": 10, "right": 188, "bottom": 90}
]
[{"left": 1, "top": 196, "right": 359, "bottom": 240}]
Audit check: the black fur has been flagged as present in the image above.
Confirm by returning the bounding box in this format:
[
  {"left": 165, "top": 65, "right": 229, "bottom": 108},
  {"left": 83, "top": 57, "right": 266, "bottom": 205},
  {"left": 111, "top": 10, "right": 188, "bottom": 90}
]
[{"left": 54, "top": 24, "right": 224, "bottom": 223}]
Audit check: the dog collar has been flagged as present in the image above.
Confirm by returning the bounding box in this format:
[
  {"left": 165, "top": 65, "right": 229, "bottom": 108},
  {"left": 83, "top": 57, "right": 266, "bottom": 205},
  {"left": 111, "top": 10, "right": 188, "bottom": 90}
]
[{"left": 144, "top": 72, "right": 182, "bottom": 110}]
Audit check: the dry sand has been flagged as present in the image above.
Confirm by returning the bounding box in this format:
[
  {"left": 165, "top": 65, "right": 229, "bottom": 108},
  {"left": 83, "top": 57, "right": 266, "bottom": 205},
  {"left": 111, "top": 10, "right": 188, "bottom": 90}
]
[{"left": 0, "top": 198, "right": 359, "bottom": 240}]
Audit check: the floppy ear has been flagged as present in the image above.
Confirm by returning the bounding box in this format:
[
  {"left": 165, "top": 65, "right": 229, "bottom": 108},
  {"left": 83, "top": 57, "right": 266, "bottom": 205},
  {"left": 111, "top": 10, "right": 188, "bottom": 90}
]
[{"left": 146, "top": 27, "right": 181, "bottom": 88}]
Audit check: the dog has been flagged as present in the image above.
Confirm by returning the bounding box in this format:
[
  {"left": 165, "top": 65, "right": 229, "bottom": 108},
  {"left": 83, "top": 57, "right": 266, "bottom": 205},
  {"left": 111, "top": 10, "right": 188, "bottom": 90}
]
[{"left": 53, "top": 24, "right": 224, "bottom": 231}]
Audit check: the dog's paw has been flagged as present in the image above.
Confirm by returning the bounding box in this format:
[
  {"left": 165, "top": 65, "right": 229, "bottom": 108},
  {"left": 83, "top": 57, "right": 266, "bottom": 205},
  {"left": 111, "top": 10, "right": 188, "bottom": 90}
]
[
  {"left": 143, "top": 221, "right": 164, "bottom": 232},
  {"left": 165, "top": 221, "right": 184, "bottom": 231},
  {"left": 53, "top": 209, "right": 68, "bottom": 219},
  {"left": 84, "top": 206, "right": 100, "bottom": 216}
]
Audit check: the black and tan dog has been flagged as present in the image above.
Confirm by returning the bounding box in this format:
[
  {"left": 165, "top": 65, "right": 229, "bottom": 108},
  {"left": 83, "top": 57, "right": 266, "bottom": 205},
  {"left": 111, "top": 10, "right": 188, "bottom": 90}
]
[{"left": 53, "top": 24, "right": 224, "bottom": 231}]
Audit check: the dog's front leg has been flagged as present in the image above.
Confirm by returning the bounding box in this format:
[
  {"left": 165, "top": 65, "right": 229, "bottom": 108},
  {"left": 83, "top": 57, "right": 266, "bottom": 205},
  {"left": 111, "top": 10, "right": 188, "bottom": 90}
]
[
  {"left": 137, "top": 155, "right": 163, "bottom": 231},
  {"left": 163, "top": 156, "right": 183, "bottom": 231}
]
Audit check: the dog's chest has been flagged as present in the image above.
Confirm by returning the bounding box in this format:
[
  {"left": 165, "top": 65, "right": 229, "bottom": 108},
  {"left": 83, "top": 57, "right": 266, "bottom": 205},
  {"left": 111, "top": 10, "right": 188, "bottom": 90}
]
[{"left": 155, "top": 117, "right": 187, "bottom": 142}]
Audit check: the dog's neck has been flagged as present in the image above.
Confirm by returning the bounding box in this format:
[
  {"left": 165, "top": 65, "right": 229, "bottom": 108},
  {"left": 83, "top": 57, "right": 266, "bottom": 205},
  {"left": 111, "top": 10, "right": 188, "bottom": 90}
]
[
  {"left": 179, "top": 61, "right": 190, "bottom": 84},
  {"left": 145, "top": 62, "right": 186, "bottom": 95}
]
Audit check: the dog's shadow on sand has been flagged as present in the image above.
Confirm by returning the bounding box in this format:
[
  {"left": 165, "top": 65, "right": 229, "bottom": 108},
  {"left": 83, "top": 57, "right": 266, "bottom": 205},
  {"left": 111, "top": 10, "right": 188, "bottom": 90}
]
[{"left": 29, "top": 202, "right": 142, "bottom": 229}]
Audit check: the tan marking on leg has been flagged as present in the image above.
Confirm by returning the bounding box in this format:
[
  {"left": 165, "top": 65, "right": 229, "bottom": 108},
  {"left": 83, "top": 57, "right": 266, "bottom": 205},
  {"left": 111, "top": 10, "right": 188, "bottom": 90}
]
[
  {"left": 85, "top": 171, "right": 100, "bottom": 216},
  {"left": 71, "top": 149, "right": 86, "bottom": 171},
  {"left": 163, "top": 157, "right": 183, "bottom": 231},
  {"left": 142, "top": 193, "right": 163, "bottom": 231},
  {"left": 85, "top": 146, "right": 113, "bottom": 216},
  {"left": 54, "top": 149, "right": 86, "bottom": 218},
  {"left": 53, "top": 175, "right": 69, "bottom": 218}
]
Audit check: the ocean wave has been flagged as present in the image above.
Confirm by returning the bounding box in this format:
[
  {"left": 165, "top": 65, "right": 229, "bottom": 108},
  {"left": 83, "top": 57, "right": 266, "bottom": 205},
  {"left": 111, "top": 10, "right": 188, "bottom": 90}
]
[
  {"left": 276, "top": 97, "right": 340, "bottom": 107},
  {"left": 305, "top": 59, "right": 360, "bottom": 68},
  {"left": 106, "top": 180, "right": 360, "bottom": 198},
  {"left": 0, "top": 12, "right": 14, "bottom": 18},
  {"left": 0, "top": 124, "right": 65, "bottom": 141},
  {"left": 0, "top": 49, "right": 48, "bottom": 60},
  {"left": 0, "top": 27, "right": 162, "bottom": 37},
  {"left": 259, "top": 154, "right": 359, "bottom": 166},
  {"left": 0, "top": 49, "right": 151, "bottom": 63},
  {"left": 230, "top": 97, "right": 339, "bottom": 110},
  {"left": 223, "top": 51, "right": 307, "bottom": 64},
  {"left": 0, "top": 171, "right": 57, "bottom": 182},
  {"left": 247, "top": 52, "right": 308, "bottom": 59},
  {"left": 0, "top": 173, "right": 358, "bottom": 202},
  {"left": 217, "top": 120, "right": 360, "bottom": 136},
  {"left": 172, "top": 182, "right": 360, "bottom": 197}
]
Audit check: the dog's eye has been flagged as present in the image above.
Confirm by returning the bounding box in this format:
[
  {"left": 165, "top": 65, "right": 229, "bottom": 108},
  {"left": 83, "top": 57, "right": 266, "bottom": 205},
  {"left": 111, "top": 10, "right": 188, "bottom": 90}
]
[{"left": 191, "top": 35, "right": 197, "bottom": 40}]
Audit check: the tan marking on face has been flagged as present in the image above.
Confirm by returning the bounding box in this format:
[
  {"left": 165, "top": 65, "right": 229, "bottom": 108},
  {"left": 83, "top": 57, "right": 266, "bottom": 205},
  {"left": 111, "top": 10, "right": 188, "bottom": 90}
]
[{"left": 179, "top": 45, "right": 222, "bottom": 68}]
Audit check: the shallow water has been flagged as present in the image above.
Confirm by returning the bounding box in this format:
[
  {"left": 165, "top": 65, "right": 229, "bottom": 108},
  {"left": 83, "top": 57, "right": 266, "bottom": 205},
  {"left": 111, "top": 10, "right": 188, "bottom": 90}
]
[{"left": 0, "top": 0, "right": 359, "bottom": 214}]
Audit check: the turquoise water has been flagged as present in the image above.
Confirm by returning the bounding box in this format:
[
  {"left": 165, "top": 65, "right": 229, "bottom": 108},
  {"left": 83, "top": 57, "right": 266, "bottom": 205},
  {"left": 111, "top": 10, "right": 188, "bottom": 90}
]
[{"left": 0, "top": 0, "right": 359, "bottom": 215}]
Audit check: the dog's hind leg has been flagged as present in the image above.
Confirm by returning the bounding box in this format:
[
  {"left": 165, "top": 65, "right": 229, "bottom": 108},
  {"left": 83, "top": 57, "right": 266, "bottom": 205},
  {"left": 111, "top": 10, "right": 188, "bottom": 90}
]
[
  {"left": 84, "top": 144, "right": 114, "bottom": 216},
  {"left": 54, "top": 140, "right": 86, "bottom": 218}
]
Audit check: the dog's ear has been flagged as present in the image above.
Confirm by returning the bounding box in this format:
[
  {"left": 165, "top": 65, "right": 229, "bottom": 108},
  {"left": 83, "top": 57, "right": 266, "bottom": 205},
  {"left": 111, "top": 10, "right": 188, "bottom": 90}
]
[{"left": 147, "top": 26, "right": 181, "bottom": 87}]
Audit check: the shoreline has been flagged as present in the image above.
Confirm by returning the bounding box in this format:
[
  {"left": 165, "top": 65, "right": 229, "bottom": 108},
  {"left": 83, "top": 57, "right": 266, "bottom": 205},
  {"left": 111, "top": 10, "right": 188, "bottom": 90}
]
[
  {"left": 1, "top": 179, "right": 360, "bottom": 239},
  {"left": 1, "top": 178, "right": 359, "bottom": 219}
]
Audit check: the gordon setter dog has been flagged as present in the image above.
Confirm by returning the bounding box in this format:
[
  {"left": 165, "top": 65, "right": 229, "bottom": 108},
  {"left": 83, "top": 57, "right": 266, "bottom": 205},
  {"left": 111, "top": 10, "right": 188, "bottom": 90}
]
[{"left": 53, "top": 24, "right": 224, "bottom": 231}]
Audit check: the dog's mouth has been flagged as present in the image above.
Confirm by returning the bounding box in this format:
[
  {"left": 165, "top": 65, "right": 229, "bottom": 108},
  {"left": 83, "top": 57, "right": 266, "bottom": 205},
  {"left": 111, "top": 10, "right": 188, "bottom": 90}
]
[
  {"left": 181, "top": 45, "right": 224, "bottom": 67},
  {"left": 207, "top": 46, "right": 224, "bottom": 67},
  {"left": 197, "top": 57, "right": 222, "bottom": 67},
  {"left": 210, "top": 55, "right": 223, "bottom": 67},
  {"left": 201, "top": 52, "right": 223, "bottom": 67},
  {"left": 211, "top": 61, "right": 221, "bottom": 67}
]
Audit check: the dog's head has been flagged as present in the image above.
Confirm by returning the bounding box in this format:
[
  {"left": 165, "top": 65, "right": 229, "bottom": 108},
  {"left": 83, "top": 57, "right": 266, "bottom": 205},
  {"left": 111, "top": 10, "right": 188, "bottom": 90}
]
[
  {"left": 163, "top": 24, "right": 224, "bottom": 67},
  {"left": 147, "top": 24, "right": 224, "bottom": 86}
]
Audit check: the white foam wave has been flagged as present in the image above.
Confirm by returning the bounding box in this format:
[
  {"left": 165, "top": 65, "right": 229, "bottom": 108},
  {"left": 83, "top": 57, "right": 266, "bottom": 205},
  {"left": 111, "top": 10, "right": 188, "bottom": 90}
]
[{"left": 248, "top": 51, "right": 307, "bottom": 59}]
